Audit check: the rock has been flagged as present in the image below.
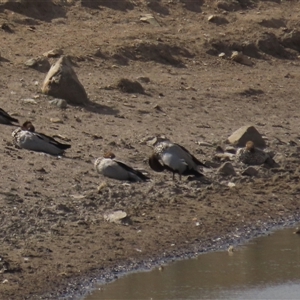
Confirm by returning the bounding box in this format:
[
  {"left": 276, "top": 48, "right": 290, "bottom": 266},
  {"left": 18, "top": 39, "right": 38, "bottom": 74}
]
[
  {"left": 137, "top": 76, "right": 150, "bottom": 83},
  {"left": 41, "top": 56, "right": 88, "bottom": 105},
  {"left": 22, "top": 98, "right": 37, "bottom": 105},
  {"left": 49, "top": 98, "right": 67, "bottom": 109},
  {"left": 218, "top": 52, "right": 226, "bottom": 58},
  {"left": 231, "top": 51, "right": 253, "bottom": 66},
  {"left": 116, "top": 78, "right": 145, "bottom": 94},
  {"left": 242, "top": 166, "right": 258, "bottom": 176},
  {"left": 43, "top": 48, "right": 63, "bottom": 58},
  {"left": 217, "top": 162, "right": 236, "bottom": 176},
  {"left": 225, "top": 146, "right": 236, "bottom": 154},
  {"left": 228, "top": 182, "right": 236, "bottom": 188},
  {"left": 281, "top": 30, "right": 300, "bottom": 52},
  {"left": 214, "top": 152, "right": 235, "bottom": 161},
  {"left": 50, "top": 117, "right": 63, "bottom": 124},
  {"left": 227, "top": 125, "right": 266, "bottom": 148},
  {"left": 103, "top": 210, "right": 132, "bottom": 225},
  {"left": 208, "top": 15, "right": 229, "bottom": 25},
  {"left": 24, "top": 57, "right": 50, "bottom": 72},
  {"left": 140, "top": 14, "right": 160, "bottom": 27},
  {"left": 196, "top": 141, "right": 214, "bottom": 147}
]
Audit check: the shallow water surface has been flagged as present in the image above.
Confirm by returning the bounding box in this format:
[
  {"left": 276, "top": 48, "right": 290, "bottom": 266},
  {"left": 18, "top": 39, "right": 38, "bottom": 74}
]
[{"left": 84, "top": 227, "right": 300, "bottom": 299}]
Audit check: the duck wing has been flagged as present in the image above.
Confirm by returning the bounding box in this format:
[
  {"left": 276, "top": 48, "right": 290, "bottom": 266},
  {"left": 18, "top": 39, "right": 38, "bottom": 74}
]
[
  {"left": 115, "top": 160, "right": 149, "bottom": 181},
  {"left": 35, "top": 132, "right": 71, "bottom": 150},
  {"left": 0, "top": 108, "right": 19, "bottom": 124},
  {"left": 175, "top": 143, "right": 207, "bottom": 168}
]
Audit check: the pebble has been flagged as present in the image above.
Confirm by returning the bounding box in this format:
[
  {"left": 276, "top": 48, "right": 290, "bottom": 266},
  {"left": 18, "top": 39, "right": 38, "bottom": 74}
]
[
  {"left": 49, "top": 99, "right": 67, "bottom": 109},
  {"left": 22, "top": 98, "right": 37, "bottom": 105},
  {"left": 50, "top": 117, "right": 63, "bottom": 124}
]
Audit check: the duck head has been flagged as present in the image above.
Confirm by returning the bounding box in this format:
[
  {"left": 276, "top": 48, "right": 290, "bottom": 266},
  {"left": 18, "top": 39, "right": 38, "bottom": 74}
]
[
  {"left": 245, "top": 141, "right": 255, "bottom": 153},
  {"left": 21, "top": 121, "right": 35, "bottom": 132},
  {"left": 148, "top": 153, "right": 165, "bottom": 172},
  {"left": 103, "top": 151, "right": 116, "bottom": 159}
]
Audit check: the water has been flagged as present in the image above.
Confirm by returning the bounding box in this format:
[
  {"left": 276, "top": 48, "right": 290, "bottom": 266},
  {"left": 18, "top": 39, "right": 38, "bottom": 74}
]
[{"left": 84, "top": 227, "right": 300, "bottom": 300}]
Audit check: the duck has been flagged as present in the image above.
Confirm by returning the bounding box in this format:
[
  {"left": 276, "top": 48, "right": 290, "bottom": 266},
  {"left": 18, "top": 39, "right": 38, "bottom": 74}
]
[
  {"left": 94, "top": 152, "right": 150, "bottom": 182},
  {"left": 235, "top": 141, "right": 275, "bottom": 166},
  {"left": 12, "top": 121, "right": 71, "bottom": 156},
  {"left": 0, "top": 108, "right": 19, "bottom": 125},
  {"left": 148, "top": 138, "right": 207, "bottom": 180}
]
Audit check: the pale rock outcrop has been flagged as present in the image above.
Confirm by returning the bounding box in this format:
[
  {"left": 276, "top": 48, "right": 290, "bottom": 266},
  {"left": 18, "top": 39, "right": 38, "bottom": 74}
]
[{"left": 42, "top": 56, "right": 88, "bottom": 105}]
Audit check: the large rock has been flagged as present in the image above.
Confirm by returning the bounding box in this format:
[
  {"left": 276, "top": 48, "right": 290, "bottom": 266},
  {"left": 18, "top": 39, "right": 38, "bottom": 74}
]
[
  {"left": 41, "top": 56, "right": 88, "bottom": 105},
  {"left": 227, "top": 125, "right": 266, "bottom": 148}
]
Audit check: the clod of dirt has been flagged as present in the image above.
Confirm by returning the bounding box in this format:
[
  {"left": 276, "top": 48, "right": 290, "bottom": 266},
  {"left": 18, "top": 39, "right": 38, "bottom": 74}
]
[
  {"left": 258, "top": 18, "right": 286, "bottom": 29},
  {"left": 116, "top": 78, "right": 145, "bottom": 94},
  {"left": 231, "top": 51, "right": 253, "bottom": 66},
  {"left": 217, "top": 162, "right": 236, "bottom": 176},
  {"left": 41, "top": 56, "right": 89, "bottom": 105},
  {"left": 227, "top": 125, "right": 266, "bottom": 148},
  {"left": 257, "top": 33, "right": 290, "bottom": 58}
]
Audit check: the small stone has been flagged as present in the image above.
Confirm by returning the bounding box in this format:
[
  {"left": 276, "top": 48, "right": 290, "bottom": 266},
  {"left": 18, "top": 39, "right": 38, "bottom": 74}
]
[
  {"left": 103, "top": 210, "right": 131, "bottom": 225},
  {"left": 197, "top": 141, "right": 213, "bottom": 147},
  {"left": 97, "top": 181, "right": 108, "bottom": 193},
  {"left": 231, "top": 51, "right": 253, "bottom": 66},
  {"left": 43, "top": 48, "right": 63, "bottom": 58},
  {"left": 228, "top": 245, "right": 234, "bottom": 252},
  {"left": 293, "top": 227, "right": 300, "bottom": 234},
  {"left": 242, "top": 166, "right": 258, "bottom": 176},
  {"left": 208, "top": 15, "right": 229, "bottom": 25},
  {"left": 49, "top": 99, "right": 68, "bottom": 109},
  {"left": 50, "top": 117, "right": 63, "bottom": 124},
  {"left": 225, "top": 146, "right": 236, "bottom": 154},
  {"left": 140, "top": 14, "right": 160, "bottom": 27},
  {"left": 217, "top": 162, "right": 236, "bottom": 176},
  {"left": 214, "top": 152, "right": 235, "bottom": 161},
  {"left": 24, "top": 58, "right": 39, "bottom": 67},
  {"left": 218, "top": 52, "right": 226, "bottom": 58},
  {"left": 22, "top": 98, "right": 37, "bottom": 105},
  {"left": 228, "top": 182, "right": 236, "bottom": 188}
]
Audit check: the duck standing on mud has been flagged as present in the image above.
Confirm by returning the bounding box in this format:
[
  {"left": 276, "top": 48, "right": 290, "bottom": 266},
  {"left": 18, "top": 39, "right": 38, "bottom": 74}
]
[
  {"left": 236, "top": 141, "right": 276, "bottom": 166},
  {"left": 148, "top": 137, "right": 207, "bottom": 180},
  {"left": 12, "top": 121, "right": 71, "bottom": 156},
  {"left": 94, "top": 152, "right": 150, "bottom": 182},
  {"left": 0, "top": 108, "right": 19, "bottom": 125}
]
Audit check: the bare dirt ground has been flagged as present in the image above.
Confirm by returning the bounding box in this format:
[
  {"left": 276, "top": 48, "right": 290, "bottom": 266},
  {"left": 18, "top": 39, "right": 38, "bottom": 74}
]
[{"left": 1, "top": 0, "right": 300, "bottom": 299}]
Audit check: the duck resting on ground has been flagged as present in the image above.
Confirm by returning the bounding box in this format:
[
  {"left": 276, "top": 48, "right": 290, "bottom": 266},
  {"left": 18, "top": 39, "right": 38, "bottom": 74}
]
[
  {"left": 12, "top": 121, "right": 71, "bottom": 156},
  {"left": 235, "top": 140, "right": 276, "bottom": 166},
  {"left": 94, "top": 152, "right": 150, "bottom": 182},
  {"left": 148, "top": 138, "right": 207, "bottom": 180},
  {"left": 0, "top": 108, "right": 19, "bottom": 125}
]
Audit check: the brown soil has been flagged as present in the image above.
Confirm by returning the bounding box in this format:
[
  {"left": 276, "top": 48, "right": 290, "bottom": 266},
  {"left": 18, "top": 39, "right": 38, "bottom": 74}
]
[{"left": 1, "top": 0, "right": 300, "bottom": 299}]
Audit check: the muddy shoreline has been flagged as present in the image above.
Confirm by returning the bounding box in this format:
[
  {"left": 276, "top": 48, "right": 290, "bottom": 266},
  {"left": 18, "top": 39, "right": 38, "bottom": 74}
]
[{"left": 49, "top": 212, "right": 300, "bottom": 300}]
